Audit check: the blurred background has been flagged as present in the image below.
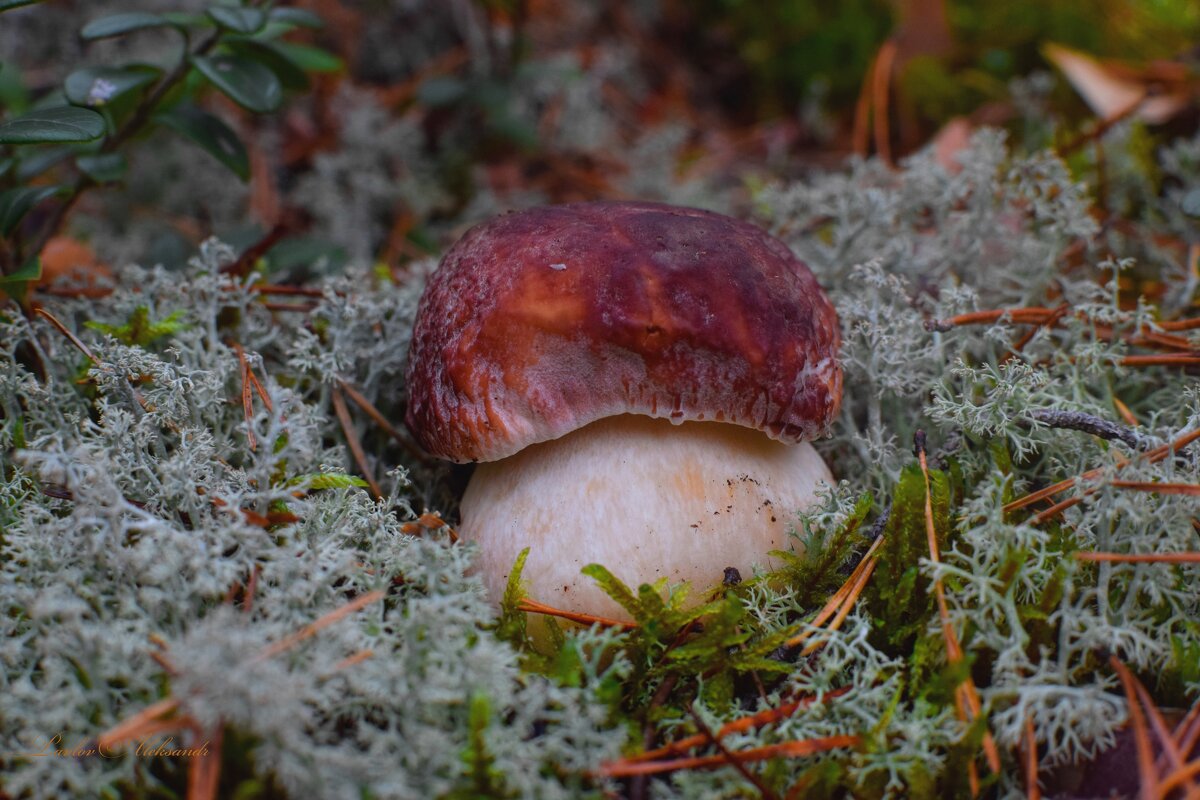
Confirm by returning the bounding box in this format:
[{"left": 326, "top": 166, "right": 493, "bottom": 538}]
[{"left": 2, "top": 0, "right": 1198, "bottom": 276}]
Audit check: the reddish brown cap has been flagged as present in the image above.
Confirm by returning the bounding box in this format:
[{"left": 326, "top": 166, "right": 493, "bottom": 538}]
[{"left": 405, "top": 201, "right": 842, "bottom": 463}]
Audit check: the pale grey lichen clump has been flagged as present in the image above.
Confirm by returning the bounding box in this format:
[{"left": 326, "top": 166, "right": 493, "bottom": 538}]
[
  {"left": 3, "top": 130, "right": 1200, "bottom": 797},
  {"left": 0, "top": 243, "right": 625, "bottom": 798},
  {"left": 758, "top": 130, "right": 1200, "bottom": 791}
]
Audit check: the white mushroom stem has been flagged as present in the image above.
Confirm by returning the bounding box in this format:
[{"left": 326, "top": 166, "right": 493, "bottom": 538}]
[{"left": 460, "top": 415, "right": 833, "bottom": 623}]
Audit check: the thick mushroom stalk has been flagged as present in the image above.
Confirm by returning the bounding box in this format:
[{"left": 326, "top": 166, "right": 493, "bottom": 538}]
[
  {"left": 405, "top": 201, "right": 843, "bottom": 623},
  {"left": 461, "top": 415, "right": 832, "bottom": 621}
]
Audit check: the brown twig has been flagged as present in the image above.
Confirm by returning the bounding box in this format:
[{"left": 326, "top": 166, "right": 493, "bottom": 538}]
[
  {"left": 1024, "top": 408, "right": 1147, "bottom": 450},
  {"left": 33, "top": 307, "right": 98, "bottom": 364},
  {"left": 331, "top": 385, "right": 383, "bottom": 500},
  {"left": 336, "top": 379, "right": 432, "bottom": 466}
]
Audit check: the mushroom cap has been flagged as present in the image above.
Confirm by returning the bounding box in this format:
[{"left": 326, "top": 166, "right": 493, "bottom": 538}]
[{"left": 406, "top": 201, "right": 841, "bottom": 463}]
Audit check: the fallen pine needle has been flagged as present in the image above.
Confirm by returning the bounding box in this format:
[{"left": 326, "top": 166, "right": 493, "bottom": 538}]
[
  {"left": 916, "top": 432, "right": 1001, "bottom": 784},
  {"left": 630, "top": 686, "right": 853, "bottom": 764},
  {"left": 1110, "top": 481, "right": 1200, "bottom": 496},
  {"left": 1005, "top": 426, "right": 1200, "bottom": 515},
  {"left": 599, "top": 735, "right": 861, "bottom": 777},
  {"left": 331, "top": 385, "right": 383, "bottom": 500},
  {"left": 1110, "top": 656, "right": 1161, "bottom": 800},
  {"left": 787, "top": 534, "right": 883, "bottom": 649},
  {"left": 516, "top": 598, "right": 635, "bottom": 630},
  {"left": 1025, "top": 714, "right": 1041, "bottom": 800},
  {"left": 1075, "top": 551, "right": 1200, "bottom": 564},
  {"left": 254, "top": 589, "right": 386, "bottom": 663}
]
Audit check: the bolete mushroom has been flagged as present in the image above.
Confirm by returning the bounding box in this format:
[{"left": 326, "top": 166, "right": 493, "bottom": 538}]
[{"left": 405, "top": 201, "right": 841, "bottom": 622}]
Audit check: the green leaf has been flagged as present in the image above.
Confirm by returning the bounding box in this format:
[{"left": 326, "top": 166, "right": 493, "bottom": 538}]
[
  {"left": 84, "top": 306, "right": 188, "bottom": 346},
  {"left": 76, "top": 153, "right": 128, "bottom": 183},
  {"left": 0, "top": 185, "right": 61, "bottom": 235},
  {"left": 267, "top": 7, "right": 322, "bottom": 29},
  {"left": 224, "top": 40, "right": 309, "bottom": 91},
  {"left": 191, "top": 54, "right": 283, "bottom": 113},
  {"left": 269, "top": 42, "right": 343, "bottom": 74},
  {"left": 64, "top": 65, "right": 160, "bottom": 107},
  {"left": 0, "top": 257, "right": 41, "bottom": 306},
  {"left": 0, "top": 157, "right": 11, "bottom": 178},
  {"left": 0, "top": 106, "right": 105, "bottom": 144},
  {"left": 155, "top": 105, "right": 249, "bottom": 180},
  {"left": 80, "top": 12, "right": 173, "bottom": 40},
  {"left": 0, "top": 0, "right": 42, "bottom": 12},
  {"left": 207, "top": 7, "right": 266, "bottom": 34}
]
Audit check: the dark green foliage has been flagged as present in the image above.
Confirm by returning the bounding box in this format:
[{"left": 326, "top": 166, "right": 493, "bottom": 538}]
[
  {"left": 0, "top": 1, "right": 339, "bottom": 280},
  {"left": 0, "top": 106, "right": 105, "bottom": 144},
  {"left": 0, "top": 185, "right": 61, "bottom": 235},
  {"left": 155, "top": 105, "right": 250, "bottom": 180},
  {"left": 191, "top": 55, "right": 283, "bottom": 114}
]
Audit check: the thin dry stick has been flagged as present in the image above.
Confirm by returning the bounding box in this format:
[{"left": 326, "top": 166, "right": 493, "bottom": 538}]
[
  {"left": 33, "top": 307, "right": 98, "bottom": 364},
  {"left": 599, "top": 735, "right": 861, "bottom": 778},
  {"left": 516, "top": 598, "right": 636, "bottom": 631},
  {"left": 331, "top": 385, "right": 383, "bottom": 500},
  {"left": 1006, "top": 304, "right": 1070, "bottom": 361},
  {"left": 337, "top": 379, "right": 431, "bottom": 465}
]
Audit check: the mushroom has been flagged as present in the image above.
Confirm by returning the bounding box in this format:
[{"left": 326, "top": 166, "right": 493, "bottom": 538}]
[{"left": 405, "top": 201, "right": 842, "bottom": 623}]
